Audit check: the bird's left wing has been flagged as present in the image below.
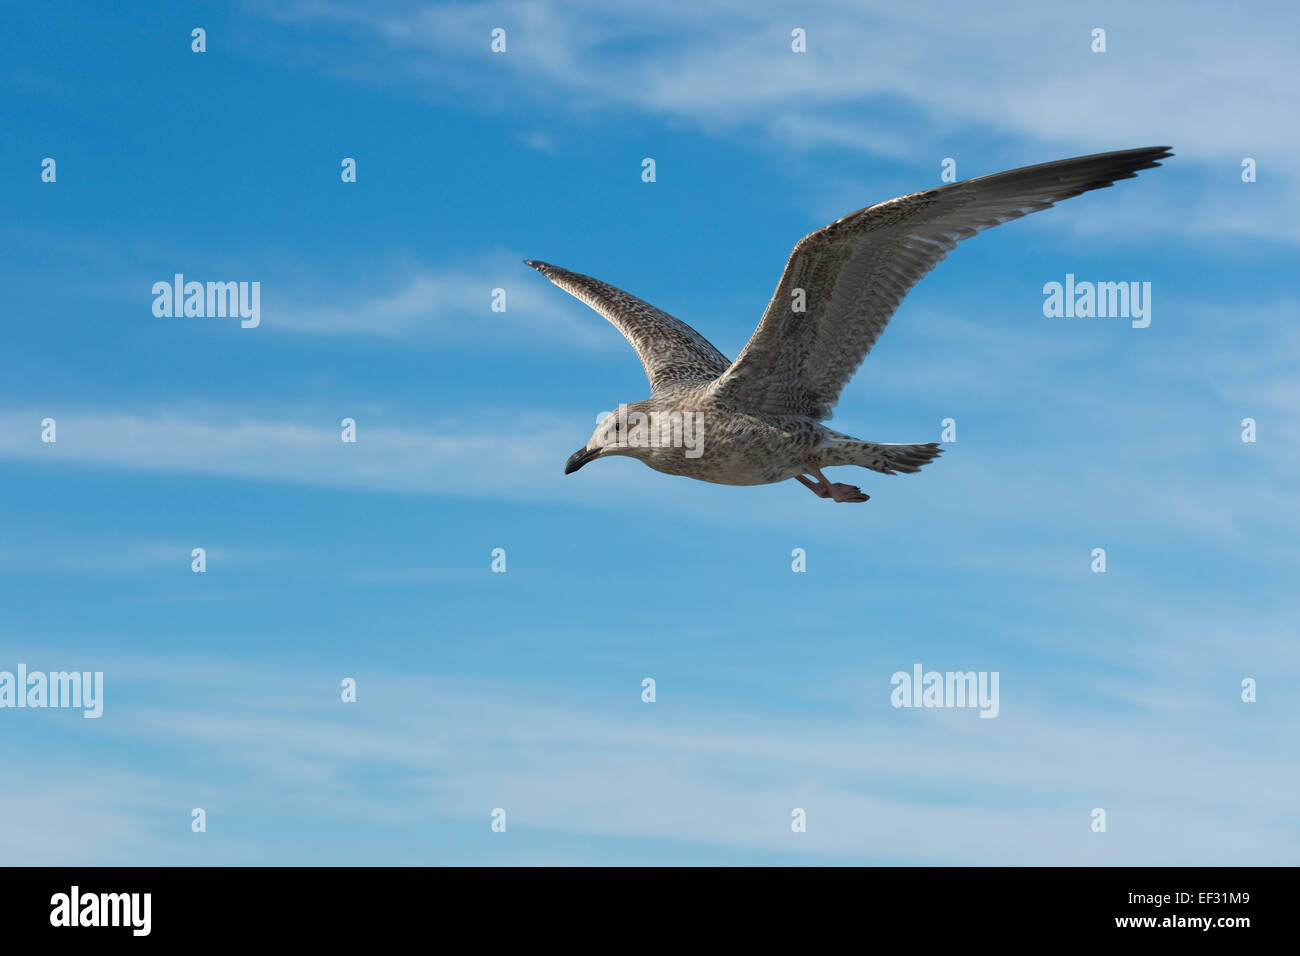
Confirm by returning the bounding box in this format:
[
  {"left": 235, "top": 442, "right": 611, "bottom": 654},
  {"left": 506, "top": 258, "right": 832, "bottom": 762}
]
[
  {"left": 708, "top": 146, "right": 1173, "bottom": 419},
  {"left": 524, "top": 260, "right": 731, "bottom": 393}
]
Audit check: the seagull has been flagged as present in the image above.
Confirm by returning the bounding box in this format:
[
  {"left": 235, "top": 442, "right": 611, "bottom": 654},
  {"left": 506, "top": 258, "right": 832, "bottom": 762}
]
[{"left": 526, "top": 146, "right": 1171, "bottom": 502}]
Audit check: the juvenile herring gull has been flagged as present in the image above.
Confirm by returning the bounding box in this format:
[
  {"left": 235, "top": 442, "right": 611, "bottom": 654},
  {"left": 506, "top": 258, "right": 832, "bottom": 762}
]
[{"left": 526, "top": 146, "right": 1171, "bottom": 502}]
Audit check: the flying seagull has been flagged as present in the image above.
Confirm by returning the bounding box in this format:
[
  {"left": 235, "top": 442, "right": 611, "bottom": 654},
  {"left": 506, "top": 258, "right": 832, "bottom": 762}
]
[{"left": 526, "top": 146, "right": 1171, "bottom": 502}]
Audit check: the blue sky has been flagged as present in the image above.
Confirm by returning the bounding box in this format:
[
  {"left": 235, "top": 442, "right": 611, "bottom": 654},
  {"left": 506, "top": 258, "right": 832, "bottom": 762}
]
[{"left": 1, "top": 0, "right": 1296, "bottom": 864}]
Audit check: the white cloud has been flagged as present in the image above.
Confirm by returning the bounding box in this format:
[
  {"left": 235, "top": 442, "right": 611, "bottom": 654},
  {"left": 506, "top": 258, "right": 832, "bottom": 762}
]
[
  {"left": 271, "top": 253, "right": 612, "bottom": 347},
  {"left": 257, "top": 0, "right": 1300, "bottom": 242},
  {"left": 2, "top": 292, "right": 1296, "bottom": 555},
  {"left": 0, "top": 404, "right": 666, "bottom": 504},
  {"left": 0, "top": 653, "right": 1294, "bottom": 864}
]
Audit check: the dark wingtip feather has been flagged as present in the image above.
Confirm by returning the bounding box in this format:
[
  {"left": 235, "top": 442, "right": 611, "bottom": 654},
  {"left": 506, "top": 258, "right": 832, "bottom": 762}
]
[{"left": 1074, "top": 146, "right": 1174, "bottom": 186}]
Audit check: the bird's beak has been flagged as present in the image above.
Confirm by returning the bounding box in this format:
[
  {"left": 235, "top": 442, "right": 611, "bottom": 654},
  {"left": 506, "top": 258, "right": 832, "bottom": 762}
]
[{"left": 564, "top": 446, "right": 600, "bottom": 475}]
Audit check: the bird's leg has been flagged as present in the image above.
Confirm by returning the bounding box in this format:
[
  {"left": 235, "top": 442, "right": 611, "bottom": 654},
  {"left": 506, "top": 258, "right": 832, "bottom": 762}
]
[
  {"left": 795, "top": 474, "right": 831, "bottom": 498},
  {"left": 807, "top": 467, "right": 870, "bottom": 503}
]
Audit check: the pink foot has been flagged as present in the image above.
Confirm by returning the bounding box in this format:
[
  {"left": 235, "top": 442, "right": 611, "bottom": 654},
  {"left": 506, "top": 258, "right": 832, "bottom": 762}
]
[{"left": 828, "top": 482, "right": 870, "bottom": 503}]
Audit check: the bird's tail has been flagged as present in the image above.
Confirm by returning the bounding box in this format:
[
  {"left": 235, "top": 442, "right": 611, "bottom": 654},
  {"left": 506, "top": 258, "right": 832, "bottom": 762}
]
[{"left": 825, "top": 439, "right": 944, "bottom": 475}]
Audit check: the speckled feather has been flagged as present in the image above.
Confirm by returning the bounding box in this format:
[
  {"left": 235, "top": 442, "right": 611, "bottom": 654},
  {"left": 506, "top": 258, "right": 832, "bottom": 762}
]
[
  {"left": 709, "top": 146, "right": 1173, "bottom": 420},
  {"left": 524, "top": 147, "right": 1171, "bottom": 492},
  {"left": 522, "top": 260, "right": 730, "bottom": 392}
]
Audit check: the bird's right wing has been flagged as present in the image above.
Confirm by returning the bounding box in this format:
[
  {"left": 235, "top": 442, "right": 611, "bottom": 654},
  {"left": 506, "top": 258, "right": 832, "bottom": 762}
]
[
  {"left": 524, "top": 260, "right": 731, "bottom": 392},
  {"left": 708, "top": 146, "right": 1173, "bottom": 419}
]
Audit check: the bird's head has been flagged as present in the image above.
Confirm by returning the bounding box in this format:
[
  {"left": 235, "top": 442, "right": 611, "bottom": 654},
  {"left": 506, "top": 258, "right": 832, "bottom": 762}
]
[{"left": 564, "top": 401, "right": 654, "bottom": 474}]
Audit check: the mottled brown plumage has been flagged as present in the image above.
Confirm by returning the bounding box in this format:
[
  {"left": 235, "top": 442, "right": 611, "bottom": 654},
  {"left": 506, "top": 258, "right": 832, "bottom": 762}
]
[{"left": 526, "top": 147, "right": 1172, "bottom": 502}]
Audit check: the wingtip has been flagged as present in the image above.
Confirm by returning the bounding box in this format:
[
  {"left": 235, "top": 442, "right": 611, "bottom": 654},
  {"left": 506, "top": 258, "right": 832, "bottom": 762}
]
[
  {"left": 1129, "top": 145, "right": 1175, "bottom": 169},
  {"left": 1068, "top": 145, "right": 1174, "bottom": 187},
  {"left": 1129, "top": 146, "right": 1175, "bottom": 178}
]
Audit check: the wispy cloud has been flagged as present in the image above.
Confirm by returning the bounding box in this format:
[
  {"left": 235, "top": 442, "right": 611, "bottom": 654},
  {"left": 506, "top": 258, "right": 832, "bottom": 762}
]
[
  {"left": 271, "top": 253, "right": 612, "bottom": 346},
  {"left": 2, "top": 350, "right": 1296, "bottom": 562},
  {"left": 257, "top": 0, "right": 1299, "bottom": 242},
  {"left": 0, "top": 651, "right": 1293, "bottom": 864},
  {"left": 0, "top": 406, "right": 574, "bottom": 499}
]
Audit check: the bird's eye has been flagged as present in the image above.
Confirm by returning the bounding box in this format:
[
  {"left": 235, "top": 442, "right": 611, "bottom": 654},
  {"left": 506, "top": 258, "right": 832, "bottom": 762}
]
[{"left": 613, "top": 422, "right": 621, "bottom": 431}]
